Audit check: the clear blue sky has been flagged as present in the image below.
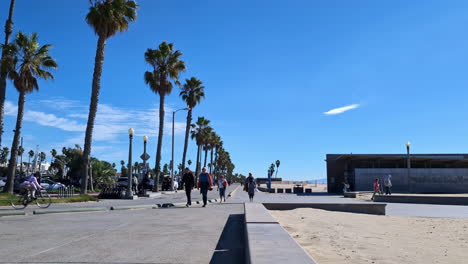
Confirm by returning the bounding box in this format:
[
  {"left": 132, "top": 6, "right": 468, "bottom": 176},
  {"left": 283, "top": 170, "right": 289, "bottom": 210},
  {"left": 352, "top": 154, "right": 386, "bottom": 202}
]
[{"left": 1, "top": 0, "right": 468, "bottom": 180}]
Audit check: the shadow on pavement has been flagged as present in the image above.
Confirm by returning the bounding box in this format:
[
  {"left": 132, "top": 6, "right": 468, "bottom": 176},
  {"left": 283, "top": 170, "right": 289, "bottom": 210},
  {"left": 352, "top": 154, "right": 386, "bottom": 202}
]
[{"left": 209, "top": 213, "right": 245, "bottom": 264}]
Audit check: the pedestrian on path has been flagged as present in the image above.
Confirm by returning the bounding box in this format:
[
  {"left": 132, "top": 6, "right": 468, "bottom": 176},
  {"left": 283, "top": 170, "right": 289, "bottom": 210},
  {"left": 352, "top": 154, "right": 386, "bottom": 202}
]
[
  {"left": 197, "top": 167, "right": 213, "bottom": 207},
  {"left": 371, "top": 178, "right": 381, "bottom": 201},
  {"left": 244, "top": 173, "right": 256, "bottom": 202},
  {"left": 384, "top": 174, "right": 392, "bottom": 195},
  {"left": 217, "top": 174, "right": 228, "bottom": 202},
  {"left": 182, "top": 168, "right": 195, "bottom": 207}
]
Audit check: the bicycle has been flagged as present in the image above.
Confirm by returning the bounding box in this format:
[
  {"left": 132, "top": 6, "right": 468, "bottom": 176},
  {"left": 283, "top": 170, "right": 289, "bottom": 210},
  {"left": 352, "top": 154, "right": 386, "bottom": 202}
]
[{"left": 10, "top": 189, "right": 51, "bottom": 209}]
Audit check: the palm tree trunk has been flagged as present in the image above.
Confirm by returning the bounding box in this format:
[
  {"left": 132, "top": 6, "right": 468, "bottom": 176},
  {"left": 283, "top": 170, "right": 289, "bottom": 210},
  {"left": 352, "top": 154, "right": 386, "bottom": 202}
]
[
  {"left": 153, "top": 93, "right": 165, "bottom": 191},
  {"left": 0, "top": 0, "right": 16, "bottom": 147},
  {"left": 209, "top": 149, "right": 213, "bottom": 174},
  {"left": 195, "top": 144, "right": 200, "bottom": 181},
  {"left": 181, "top": 109, "right": 191, "bottom": 171},
  {"left": 82, "top": 35, "right": 106, "bottom": 194},
  {"left": 203, "top": 147, "right": 208, "bottom": 167},
  {"left": 4, "top": 91, "right": 24, "bottom": 193}
]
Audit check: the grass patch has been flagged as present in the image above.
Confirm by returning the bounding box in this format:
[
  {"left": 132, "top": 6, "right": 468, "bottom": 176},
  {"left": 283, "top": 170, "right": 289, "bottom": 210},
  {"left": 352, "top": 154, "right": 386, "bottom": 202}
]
[
  {"left": 51, "top": 194, "right": 98, "bottom": 204},
  {"left": 0, "top": 193, "right": 98, "bottom": 206}
]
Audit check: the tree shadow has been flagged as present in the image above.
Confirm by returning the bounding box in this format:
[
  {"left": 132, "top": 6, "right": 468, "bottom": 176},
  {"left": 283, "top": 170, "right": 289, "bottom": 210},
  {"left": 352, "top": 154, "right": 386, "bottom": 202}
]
[{"left": 209, "top": 214, "right": 245, "bottom": 264}]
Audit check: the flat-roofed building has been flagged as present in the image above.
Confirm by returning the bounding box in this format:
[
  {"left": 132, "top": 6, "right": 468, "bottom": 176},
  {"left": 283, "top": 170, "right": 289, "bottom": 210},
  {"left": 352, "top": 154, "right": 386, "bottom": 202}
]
[{"left": 326, "top": 154, "right": 468, "bottom": 193}]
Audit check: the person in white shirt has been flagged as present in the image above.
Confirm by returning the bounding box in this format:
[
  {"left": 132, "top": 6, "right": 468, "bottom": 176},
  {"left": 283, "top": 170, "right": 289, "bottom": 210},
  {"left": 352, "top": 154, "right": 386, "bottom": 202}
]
[
  {"left": 20, "top": 172, "right": 44, "bottom": 199},
  {"left": 217, "top": 175, "right": 228, "bottom": 202}
]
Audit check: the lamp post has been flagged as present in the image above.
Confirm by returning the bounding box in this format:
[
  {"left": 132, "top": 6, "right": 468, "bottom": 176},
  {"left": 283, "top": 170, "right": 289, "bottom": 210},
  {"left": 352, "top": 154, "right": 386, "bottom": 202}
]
[
  {"left": 126, "top": 128, "right": 134, "bottom": 199},
  {"left": 172, "top": 108, "right": 189, "bottom": 190},
  {"left": 406, "top": 141, "right": 411, "bottom": 193},
  {"left": 140, "top": 136, "right": 150, "bottom": 195}
]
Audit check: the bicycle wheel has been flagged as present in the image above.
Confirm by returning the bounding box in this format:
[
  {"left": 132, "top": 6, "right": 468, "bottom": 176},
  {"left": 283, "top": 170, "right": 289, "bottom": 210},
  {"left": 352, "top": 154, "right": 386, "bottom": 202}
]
[
  {"left": 10, "top": 193, "right": 27, "bottom": 209},
  {"left": 36, "top": 190, "right": 51, "bottom": 208}
]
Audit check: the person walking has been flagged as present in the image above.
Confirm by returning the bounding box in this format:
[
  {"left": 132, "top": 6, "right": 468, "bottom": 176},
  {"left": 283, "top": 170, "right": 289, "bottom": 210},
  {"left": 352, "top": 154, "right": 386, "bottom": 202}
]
[
  {"left": 197, "top": 167, "right": 212, "bottom": 207},
  {"left": 217, "top": 174, "right": 228, "bottom": 202},
  {"left": 245, "top": 173, "right": 256, "bottom": 202},
  {"left": 371, "top": 178, "right": 381, "bottom": 201},
  {"left": 181, "top": 168, "right": 195, "bottom": 207},
  {"left": 384, "top": 174, "right": 392, "bottom": 195}
]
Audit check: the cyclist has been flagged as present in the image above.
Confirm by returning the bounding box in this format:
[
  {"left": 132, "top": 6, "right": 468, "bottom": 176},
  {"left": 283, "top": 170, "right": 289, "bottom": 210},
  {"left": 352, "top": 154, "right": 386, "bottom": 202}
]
[{"left": 20, "top": 172, "right": 44, "bottom": 199}]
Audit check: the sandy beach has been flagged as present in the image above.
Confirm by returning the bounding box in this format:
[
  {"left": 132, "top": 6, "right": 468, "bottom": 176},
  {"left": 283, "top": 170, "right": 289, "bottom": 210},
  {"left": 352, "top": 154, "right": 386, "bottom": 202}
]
[{"left": 270, "top": 208, "right": 468, "bottom": 264}]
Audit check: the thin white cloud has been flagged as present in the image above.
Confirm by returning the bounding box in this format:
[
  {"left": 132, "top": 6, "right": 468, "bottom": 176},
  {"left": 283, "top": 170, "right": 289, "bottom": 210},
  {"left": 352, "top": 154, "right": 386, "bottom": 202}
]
[
  {"left": 324, "top": 104, "right": 360, "bottom": 115},
  {"left": 4, "top": 100, "right": 187, "bottom": 143}
]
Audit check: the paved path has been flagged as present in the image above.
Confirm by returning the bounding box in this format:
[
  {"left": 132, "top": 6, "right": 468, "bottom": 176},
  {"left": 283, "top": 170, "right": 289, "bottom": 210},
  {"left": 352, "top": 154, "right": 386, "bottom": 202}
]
[
  {"left": 0, "top": 184, "right": 238, "bottom": 212},
  {"left": 0, "top": 189, "right": 244, "bottom": 264}
]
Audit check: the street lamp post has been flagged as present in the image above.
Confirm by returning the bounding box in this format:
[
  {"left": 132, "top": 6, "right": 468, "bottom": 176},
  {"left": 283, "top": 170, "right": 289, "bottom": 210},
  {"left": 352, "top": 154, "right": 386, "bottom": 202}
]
[
  {"left": 126, "top": 128, "right": 134, "bottom": 199},
  {"left": 140, "top": 135, "right": 150, "bottom": 196},
  {"left": 171, "top": 108, "right": 189, "bottom": 191},
  {"left": 406, "top": 142, "right": 411, "bottom": 193}
]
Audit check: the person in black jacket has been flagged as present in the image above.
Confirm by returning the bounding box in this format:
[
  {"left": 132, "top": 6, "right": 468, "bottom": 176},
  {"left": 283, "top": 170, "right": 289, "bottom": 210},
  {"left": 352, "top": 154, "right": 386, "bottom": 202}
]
[{"left": 181, "top": 168, "right": 195, "bottom": 207}]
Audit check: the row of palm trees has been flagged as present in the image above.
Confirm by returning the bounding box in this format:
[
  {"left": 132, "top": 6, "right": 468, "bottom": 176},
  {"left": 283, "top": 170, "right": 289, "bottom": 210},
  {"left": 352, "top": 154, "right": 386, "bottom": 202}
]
[{"left": 0, "top": 0, "right": 236, "bottom": 193}]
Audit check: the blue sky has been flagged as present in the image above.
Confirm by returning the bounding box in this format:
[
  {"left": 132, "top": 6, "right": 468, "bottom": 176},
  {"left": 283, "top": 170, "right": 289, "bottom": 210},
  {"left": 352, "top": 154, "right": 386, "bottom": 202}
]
[{"left": 1, "top": 0, "right": 468, "bottom": 180}]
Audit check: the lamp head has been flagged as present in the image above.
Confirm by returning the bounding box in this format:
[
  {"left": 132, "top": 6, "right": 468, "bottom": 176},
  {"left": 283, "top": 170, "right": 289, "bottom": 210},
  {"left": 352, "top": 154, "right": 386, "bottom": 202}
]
[
  {"left": 406, "top": 142, "right": 411, "bottom": 148},
  {"left": 128, "top": 128, "right": 134, "bottom": 136},
  {"left": 143, "top": 135, "right": 148, "bottom": 142}
]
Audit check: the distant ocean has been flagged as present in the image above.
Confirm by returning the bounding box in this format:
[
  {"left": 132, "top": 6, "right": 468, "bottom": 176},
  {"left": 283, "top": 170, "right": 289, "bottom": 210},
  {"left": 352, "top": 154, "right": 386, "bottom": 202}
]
[{"left": 307, "top": 178, "right": 327, "bottom": 184}]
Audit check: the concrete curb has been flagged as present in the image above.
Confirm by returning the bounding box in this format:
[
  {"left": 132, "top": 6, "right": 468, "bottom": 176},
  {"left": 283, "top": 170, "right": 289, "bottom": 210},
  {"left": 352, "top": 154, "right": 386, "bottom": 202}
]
[
  {"left": 33, "top": 207, "right": 108, "bottom": 215},
  {"left": 111, "top": 205, "right": 158, "bottom": 210},
  {"left": 0, "top": 210, "right": 26, "bottom": 216},
  {"left": 374, "top": 195, "right": 468, "bottom": 205},
  {"left": 244, "top": 203, "right": 317, "bottom": 263},
  {"left": 263, "top": 203, "right": 386, "bottom": 215}
]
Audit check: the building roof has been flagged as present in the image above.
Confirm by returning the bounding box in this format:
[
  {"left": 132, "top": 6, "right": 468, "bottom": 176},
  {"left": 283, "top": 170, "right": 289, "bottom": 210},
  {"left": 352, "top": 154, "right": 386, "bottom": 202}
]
[{"left": 330, "top": 154, "right": 468, "bottom": 162}]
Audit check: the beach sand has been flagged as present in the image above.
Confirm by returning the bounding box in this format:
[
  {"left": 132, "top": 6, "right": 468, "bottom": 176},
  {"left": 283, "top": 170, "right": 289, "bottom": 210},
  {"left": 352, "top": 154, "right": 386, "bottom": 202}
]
[{"left": 270, "top": 208, "right": 468, "bottom": 264}]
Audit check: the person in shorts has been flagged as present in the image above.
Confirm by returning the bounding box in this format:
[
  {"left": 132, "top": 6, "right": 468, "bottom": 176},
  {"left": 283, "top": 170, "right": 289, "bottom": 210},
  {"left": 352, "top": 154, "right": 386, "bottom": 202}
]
[{"left": 217, "top": 175, "right": 228, "bottom": 202}]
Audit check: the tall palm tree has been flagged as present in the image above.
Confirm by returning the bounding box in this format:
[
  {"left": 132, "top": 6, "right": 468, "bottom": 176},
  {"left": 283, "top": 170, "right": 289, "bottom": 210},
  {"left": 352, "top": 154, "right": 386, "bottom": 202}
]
[
  {"left": 51, "top": 149, "right": 57, "bottom": 164},
  {"left": 179, "top": 77, "right": 205, "bottom": 170},
  {"left": 39, "top": 152, "right": 46, "bottom": 171},
  {"left": 202, "top": 131, "right": 214, "bottom": 168},
  {"left": 2, "top": 32, "right": 57, "bottom": 193},
  {"left": 28, "top": 149, "right": 34, "bottom": 172},
  {"left": 144, "top": 41, "right": 186, "bottom": 191},
  {"left": 209, "top": 133, "right": 220, "bottom": 175},
  {"left": 81, "top": 0, "right": 138, "bottom": 194},
  {"left": 17, "top": 145, "right": 24, "bottom": 173},
  {"left": 275, "top": 160, "right": 280, "bottom": 178},
  {"left": 190, "top": 117, "right": 211, "bottom": 178},
  {"left": 0, "top": 0, "right": 17, "bottom": 147}
]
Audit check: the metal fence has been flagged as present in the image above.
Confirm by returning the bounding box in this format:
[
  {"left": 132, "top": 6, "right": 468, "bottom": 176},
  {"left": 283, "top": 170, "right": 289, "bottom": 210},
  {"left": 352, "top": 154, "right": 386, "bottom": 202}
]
[
  {"left": 98, "top": 185, "right": 127, "bottom": 199},
  {"left": 57, "top": 185, "right": 75, "bottom": 198}
]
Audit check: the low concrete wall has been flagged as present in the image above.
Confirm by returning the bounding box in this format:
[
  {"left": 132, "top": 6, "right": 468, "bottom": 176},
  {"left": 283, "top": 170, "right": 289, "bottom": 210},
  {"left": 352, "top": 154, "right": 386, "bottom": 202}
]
[
  {"left": 244, "top": 203, "right": 316, "bottom": 264},
  {"left": 374, "top": 195, "right": 468, "bottom": 205},
  {"left": 263, "top": 203, "right": 386, "bottom": 215},
  {"left": 355, "top": 168, "right": 468, "bottom": 193}
]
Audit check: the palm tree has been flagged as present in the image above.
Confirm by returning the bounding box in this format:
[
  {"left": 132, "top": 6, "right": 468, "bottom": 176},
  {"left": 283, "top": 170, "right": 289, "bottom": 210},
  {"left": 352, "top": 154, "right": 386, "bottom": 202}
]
[
  {"left": 209, "top": 133, "right": 220, "bottom": 175},
  {"left": 275, "top": 160, "right": 280, "bottom": 178},
  {"left": 190, "top": 117, "right": 211, "bottom": 178},
  {"left": 144, "top": 41, "right": 186, "bottom": 191},
  {"left": 17, "top": 145, "right": 24, "bottom": 173},
  {"left": 50, "top": 149, "right": 57, "bottom": 164},
  {"left": 39, "top": 152, "right": 46, "bottom": 171},
  {"left": 81, "top": 0, "right": 138, "bottom": 194},
  {"left": 28, "top": 149, "right": 34, "bottom": 172},
  {"left": 2, "top": 32, "right": 57, "bottom": 193},
  {"left": 179, "top": 77, "right": 205, "bottom": 170},
  {"left": 120, "top": 160, "right": 125, "bottom": 173},
  {"left": 0, "top": 0, "right": 17, "bottom": 147}
]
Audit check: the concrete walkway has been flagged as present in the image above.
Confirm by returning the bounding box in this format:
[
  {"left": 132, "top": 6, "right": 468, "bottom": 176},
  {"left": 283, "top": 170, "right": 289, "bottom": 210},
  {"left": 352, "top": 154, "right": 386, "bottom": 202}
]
[{"left": 0, "top": 201, "right": 244, "bottom": 263}]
